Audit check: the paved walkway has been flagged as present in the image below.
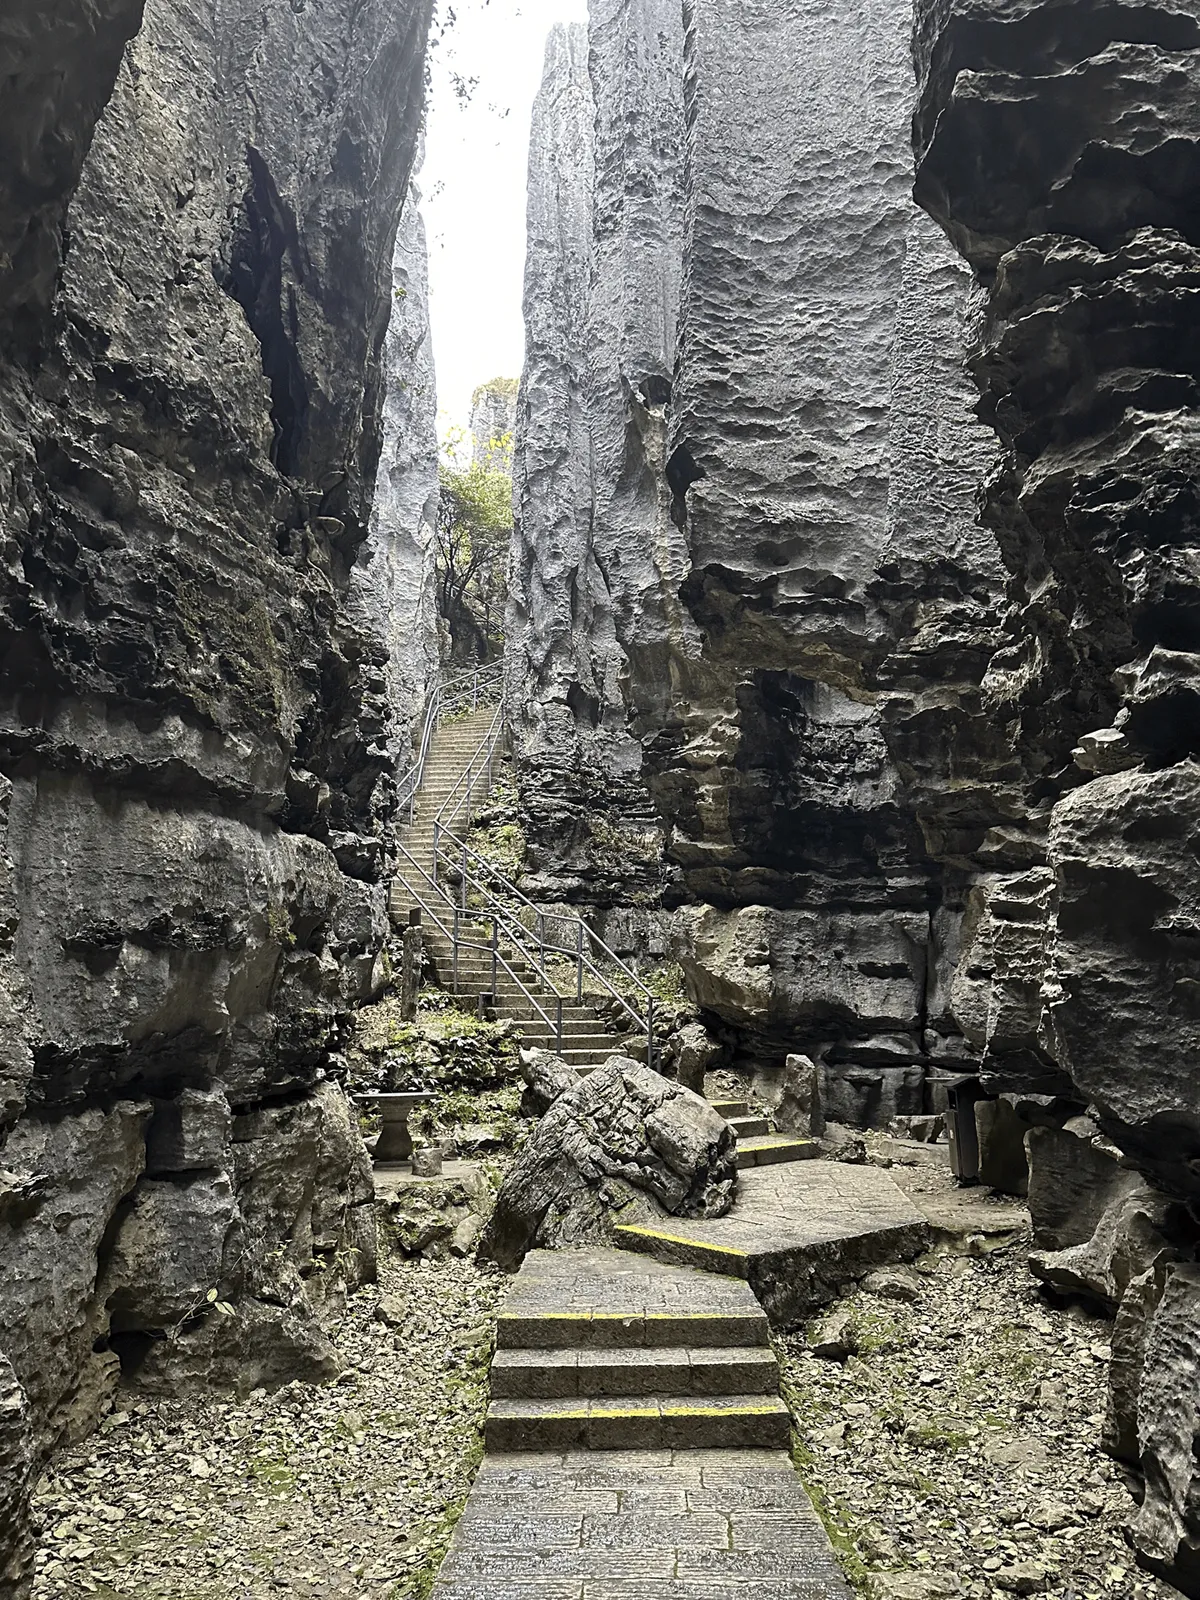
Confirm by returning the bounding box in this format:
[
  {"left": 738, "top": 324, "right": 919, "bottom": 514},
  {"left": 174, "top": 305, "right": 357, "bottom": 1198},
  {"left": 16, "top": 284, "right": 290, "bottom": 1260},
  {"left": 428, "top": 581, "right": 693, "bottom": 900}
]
[
  {"left": 430, "top": 1248, "right": 855, "bottom": 1598},
  {"left": 430, "top": 1448, "right": 854, "bottom": 1599}
]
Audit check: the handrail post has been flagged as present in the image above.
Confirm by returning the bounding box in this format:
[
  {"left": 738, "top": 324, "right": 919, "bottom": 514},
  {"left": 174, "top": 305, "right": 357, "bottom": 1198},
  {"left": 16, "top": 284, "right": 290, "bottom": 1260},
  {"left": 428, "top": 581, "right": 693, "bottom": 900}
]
[
  {"left": 453, "top": 907, "right": 460, "bottom": 993},
  {"left": 491, "top": 919, "right": 499, "bottom": 997},
  {"left": 647, "top": 995, "right": 655, "bottom": 1070},
  {"left": 432, "top": 821, "right": 440, "bottom": 887},
  {"left": 576, "top": 919, "right": 583, "bottom": 1002},
  {"left": 556, "top": 995, "right": 563, "bottom": 1056},
  {"left": 537, "top": 912, "right": 545, "bottom": 986}
]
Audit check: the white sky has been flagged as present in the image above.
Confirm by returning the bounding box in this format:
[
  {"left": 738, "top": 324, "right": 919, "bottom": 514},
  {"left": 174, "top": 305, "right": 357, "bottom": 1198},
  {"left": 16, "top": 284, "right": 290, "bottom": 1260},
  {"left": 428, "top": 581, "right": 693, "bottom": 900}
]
[{"left": 420, "top": 0, "right": 588, "bottom": 445}]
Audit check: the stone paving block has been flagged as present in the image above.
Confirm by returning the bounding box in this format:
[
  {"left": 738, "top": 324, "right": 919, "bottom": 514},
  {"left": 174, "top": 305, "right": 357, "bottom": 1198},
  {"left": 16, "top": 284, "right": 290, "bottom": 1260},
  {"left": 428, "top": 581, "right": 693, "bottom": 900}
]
[
  {"left": 659, "top": 1397, "right": 791, "bottom": 1451},
  {"left": 473, "top": 1489, "right": 622, "bottom": 1516},
  {"left": 615, "top": 1164, "right": 930, "bottom": 1325},
  {"left": 686, "top": 1483, "right": 818, "bottom": 1512},
  {"left": 432, "top": 1583, "right": 584, "bottom": 1600},
  {"left": 454, "top": 1510, "right": 584, "bottom": 1548},
  {"left": 676, "top": 1548, "right": 849, "bottom": 1583},
  {"left": 578, "top": 1511, "right": 730, "bottom": 1549},
  {"left": 580, "top": 1584, "right": 841, "bottom": 1600},
  {"left": 493, "top": 1349, "right": 581, "bottom": 1398},
  {"left": 612, "top": 1487, "right": 688, "bottom": 1513},
  {"left": 687, "top": 1346, "right": 778, "bottom": 1395},
  {"left": 730, "top": 1510, "right": 839, "bottom": 1551},
  {"left": 438, "top": 1548, "right": 678, "bottom": 1582},
  {"left": 564, "top": 1450, "right": 684, "bottom": 1477},
  {"left": 576, "top": 1347, "right": 690, "bottom": 1396}
]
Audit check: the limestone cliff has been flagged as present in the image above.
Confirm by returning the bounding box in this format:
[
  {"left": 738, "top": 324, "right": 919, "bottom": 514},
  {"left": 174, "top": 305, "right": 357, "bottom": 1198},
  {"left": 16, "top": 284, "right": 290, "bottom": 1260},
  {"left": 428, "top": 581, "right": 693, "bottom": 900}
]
[
  {"left": 912, "top": 0, "right": 1200, "bottom": 1585},
  {"left": 508, "top": 0, "right": 687, "bottom": 941},
  {"left": 0, "top": 0, "right": 433, "bottom": 1588},
  {"left": 511, "top": 0, "right": 1004, "bottom": 1103},
  {"left": 351, "top": 184, "right": 441, "bottom": 785}
]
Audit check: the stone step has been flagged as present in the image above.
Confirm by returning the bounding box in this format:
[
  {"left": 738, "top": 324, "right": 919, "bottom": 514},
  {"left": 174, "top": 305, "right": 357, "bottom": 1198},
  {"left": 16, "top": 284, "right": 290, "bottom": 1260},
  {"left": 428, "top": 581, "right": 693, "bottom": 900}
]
[
  {"left": 728, "top": 1114, "right": 771, "bottom": 1139},
  {"left": 710, "top": 1098, "right": 749, "bottom": 1119},
  {"left": 484, "top": 1393, "right": 791, "bottom": 1452},
  {"left": 496, "top": 1302, "right": 770, "bottom": 1350},
  {"left": 490, "top": 1344, "right": 779, "bottom": 1400},
  {"left": 736, "top": 1134, "right": 820, "bottom": 1169}
]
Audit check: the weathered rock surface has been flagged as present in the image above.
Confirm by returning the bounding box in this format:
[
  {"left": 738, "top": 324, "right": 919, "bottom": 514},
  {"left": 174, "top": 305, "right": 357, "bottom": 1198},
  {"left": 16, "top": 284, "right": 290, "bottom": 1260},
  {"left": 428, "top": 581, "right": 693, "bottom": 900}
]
[
  {"left": 478, "top": 1057, "right": 736, "bottom": 1271},
  {"left": 1131, "top": 1265, "right": 1200, "bottom": 1592},
  {"left": 0, "top": 0, "right": 433, "bottom": 1583},
  {"left": 517, "top": 1045, "right": 579, "bottom": 1116},
  {"left": 508, "top": 0, "right": 685, "bottom": 913},
  {"left": 350, "top": 180, "right": 440, "bottom": 785},
  {"left": 512, "top": 0, "right": 1003, "bottom": 1113},
  {"left": 912, "top": 1, "right": 1200, "bottom": 1587}
]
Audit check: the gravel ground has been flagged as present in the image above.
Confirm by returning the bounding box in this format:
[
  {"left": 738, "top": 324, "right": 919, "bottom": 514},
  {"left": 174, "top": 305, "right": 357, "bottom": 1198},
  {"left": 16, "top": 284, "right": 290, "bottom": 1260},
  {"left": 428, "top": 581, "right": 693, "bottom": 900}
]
[
  {"left": 782, "top": 1246, "right": 1183, "bottom": 1600},
  {"left": 30, "top": 1254, "right": 503, "bottom": 1600}
]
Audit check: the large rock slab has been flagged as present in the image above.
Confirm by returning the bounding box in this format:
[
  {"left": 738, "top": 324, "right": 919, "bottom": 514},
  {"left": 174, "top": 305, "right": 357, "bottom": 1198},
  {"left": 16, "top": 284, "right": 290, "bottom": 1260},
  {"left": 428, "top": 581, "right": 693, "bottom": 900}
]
[
  {"left": 478, "top": 1058, "right": 736, "bottom": 1271},
  {"left": 615, "top": 1161, "right": 930, "bottom": 1327}
]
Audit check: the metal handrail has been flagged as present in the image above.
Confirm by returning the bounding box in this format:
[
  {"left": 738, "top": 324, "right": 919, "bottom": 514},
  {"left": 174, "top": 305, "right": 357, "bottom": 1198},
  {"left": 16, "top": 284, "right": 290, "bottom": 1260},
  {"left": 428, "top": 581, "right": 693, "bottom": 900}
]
[
  {"left": 443, "top": 834, "right": 654, "bottom": 1042},
  {"left": 423, "top": 702, "right": 656, "bottom": 1062},
  {"left": 434, "top": 705, "right": 504, "bottom": 837},
  {"left": 395, "top": 839, "right": 566, "bottom": 1050},
  {"left": 395, "top": 664, "right": 503, "bottom": 827}
]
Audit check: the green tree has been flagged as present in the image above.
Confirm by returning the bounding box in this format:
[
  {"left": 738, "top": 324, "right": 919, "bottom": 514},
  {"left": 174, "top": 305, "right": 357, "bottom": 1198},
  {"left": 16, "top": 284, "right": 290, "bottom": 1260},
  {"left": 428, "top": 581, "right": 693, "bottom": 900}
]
[{"left": 436, "top": 429, "right": 512, "bottom": 663}]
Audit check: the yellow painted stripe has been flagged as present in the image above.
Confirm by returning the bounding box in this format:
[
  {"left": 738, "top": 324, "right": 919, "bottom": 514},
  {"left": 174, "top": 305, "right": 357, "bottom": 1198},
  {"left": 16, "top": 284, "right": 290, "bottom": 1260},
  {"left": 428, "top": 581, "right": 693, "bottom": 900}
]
[{"left": 617, "top": 1227, "right": 748, "bottom": 1259}]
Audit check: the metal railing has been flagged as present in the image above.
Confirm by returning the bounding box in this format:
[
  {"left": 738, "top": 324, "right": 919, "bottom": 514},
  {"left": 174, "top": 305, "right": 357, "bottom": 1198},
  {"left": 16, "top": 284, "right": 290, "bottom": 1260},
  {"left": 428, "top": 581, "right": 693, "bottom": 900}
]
[
  {"left": 418, "top": 703, "right": 657, "bottom": 1063},
  {"left": 395, "top": 838, "right": 568, "bottom": 1049},
  {"left": 396, "top": 663, "right": 503, "bottom": 827}
]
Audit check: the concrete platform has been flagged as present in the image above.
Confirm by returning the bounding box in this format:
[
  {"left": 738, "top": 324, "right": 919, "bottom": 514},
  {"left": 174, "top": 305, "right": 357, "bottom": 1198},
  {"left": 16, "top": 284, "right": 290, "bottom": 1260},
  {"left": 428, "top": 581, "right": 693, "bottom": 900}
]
[
  {"left": 614, "top": 1161, "right": 930, "bottom": 1327},
  {"left": 430, "top": 1449, "right": 854, "bottom": 1599}
]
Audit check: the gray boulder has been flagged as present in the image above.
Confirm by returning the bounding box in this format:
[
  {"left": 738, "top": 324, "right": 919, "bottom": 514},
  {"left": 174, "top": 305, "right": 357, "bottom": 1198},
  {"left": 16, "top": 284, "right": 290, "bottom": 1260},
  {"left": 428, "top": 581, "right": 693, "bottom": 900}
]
[
  {"left": 518, "top": 1046, "right": 579, "bottom": 1116},
  {"left": 667, "top": 1021, "right": 721, "bottom": 1094},
  {"left": 478, "top": 1057, "right": 736, "bottom": 1270}
]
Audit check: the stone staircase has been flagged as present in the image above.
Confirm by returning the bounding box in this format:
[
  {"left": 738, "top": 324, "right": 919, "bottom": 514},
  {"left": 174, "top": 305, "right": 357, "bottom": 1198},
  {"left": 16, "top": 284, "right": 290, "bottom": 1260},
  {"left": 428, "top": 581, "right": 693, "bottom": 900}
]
[
  {"left": 387, "top": 705, "right": 819, "bottom": 1169},
  {"left": 485, "top": 1247, "right": 790, "bottom": 1451}
]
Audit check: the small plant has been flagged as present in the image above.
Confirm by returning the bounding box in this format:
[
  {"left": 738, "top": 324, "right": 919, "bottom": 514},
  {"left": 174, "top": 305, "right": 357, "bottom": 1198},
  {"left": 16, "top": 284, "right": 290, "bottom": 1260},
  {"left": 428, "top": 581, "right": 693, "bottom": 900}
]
[{"left": 410, "top": 1105, "right": 443, "bottom": 1146}]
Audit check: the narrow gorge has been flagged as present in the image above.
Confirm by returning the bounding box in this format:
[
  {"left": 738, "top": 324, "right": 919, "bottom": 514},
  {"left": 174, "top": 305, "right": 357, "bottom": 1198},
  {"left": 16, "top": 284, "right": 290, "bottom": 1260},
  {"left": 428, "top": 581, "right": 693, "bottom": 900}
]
[{"left": 2, "top": 0, "right": 1200, "bottom": 1596}]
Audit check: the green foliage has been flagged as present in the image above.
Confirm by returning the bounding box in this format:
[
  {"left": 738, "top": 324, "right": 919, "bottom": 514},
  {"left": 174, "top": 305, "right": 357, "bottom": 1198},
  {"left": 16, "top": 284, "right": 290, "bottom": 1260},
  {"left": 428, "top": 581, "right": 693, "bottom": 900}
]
[
  {"left": 436, "top": 429, "right": 513, "bottom": 663},
  {"left": 348, "top": 989, "right": 519, "bottom": 1095}
]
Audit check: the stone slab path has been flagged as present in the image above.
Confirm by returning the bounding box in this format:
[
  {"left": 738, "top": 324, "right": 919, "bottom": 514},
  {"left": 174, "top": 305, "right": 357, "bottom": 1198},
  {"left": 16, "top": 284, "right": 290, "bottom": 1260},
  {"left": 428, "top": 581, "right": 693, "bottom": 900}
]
[
  {"left": 614, "top": 1160, "right": 930, "bottom": 1325},
  {"left": 430, "top": 1249, "right": 857, "bottom": 1598},
  {"left": 430, "top": 1448, "right": 855, "bottom": 1599},
  {"left": 487, "top": 1248, "right": 789, "bottom": 1451}
]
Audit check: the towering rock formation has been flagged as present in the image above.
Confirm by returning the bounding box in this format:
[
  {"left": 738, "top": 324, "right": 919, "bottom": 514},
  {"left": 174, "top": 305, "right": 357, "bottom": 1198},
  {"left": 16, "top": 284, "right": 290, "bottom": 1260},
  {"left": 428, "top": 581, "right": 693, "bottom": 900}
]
[
  {"left": 507, "top": 26, "right": 610, "bottom": 899},
  {"left": 0, "top": 0, "right": 433, "bottom": 1587},
  {"left": 351, "top": 184, "right": 441, "bottom": 783},
  {"left": 509, "top": 1, "right": 687, "bottom": 934},
  {"left": 911, "top": 1, "right": 1200, "bottom": 1586},
  {"left": 511, "top": 0, "right": 1003, "bottom": 1101}
]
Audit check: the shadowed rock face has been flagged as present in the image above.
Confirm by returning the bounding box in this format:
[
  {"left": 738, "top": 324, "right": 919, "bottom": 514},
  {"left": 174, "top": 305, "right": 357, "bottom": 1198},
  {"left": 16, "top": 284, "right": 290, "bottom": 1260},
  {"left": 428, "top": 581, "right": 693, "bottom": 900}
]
[
  {"left": 0, "top": 0, "right": 433, "bottom": 1585},
  {"left": 913, "top": 0, "right": 1200, "bottom": 1586},
  {"left": 508, "top": 5, "right": 685, "bottom": 924},
  {"left": 511, "top": 0, "right": 1008, "bottom": 1082}
]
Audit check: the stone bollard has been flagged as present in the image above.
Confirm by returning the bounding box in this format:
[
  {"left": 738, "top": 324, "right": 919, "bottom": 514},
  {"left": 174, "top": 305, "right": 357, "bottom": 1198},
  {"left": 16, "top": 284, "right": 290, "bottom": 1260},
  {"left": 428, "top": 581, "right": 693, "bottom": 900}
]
[
  {"left": 412, "top": 1145, "right": 443, "bottom": 1178},
  {"left": 399, "top": 908, "right": 423, "bottom": 1021}
]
